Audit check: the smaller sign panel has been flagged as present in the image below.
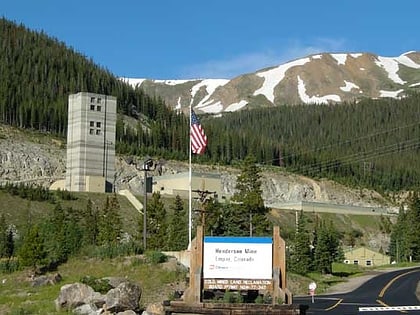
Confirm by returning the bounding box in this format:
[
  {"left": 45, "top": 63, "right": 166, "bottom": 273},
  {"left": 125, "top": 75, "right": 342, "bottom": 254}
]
[
  {"left": 203, "top": 236, "right": 272, "bottom": 280},
  {"left": 203, "top": 278, "right": 273, "bottom": 291}
]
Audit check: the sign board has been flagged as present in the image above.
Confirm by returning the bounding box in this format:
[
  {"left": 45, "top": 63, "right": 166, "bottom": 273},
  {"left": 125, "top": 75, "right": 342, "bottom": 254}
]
[
  {"left": 203, "top": 278, "right": 272, "bottom": 291},
  {"left": 203, "top": 236, "right": 272, "bottom": 290},
  {"left": 308, "top": 282, "right": 317, "bottom": 292}
]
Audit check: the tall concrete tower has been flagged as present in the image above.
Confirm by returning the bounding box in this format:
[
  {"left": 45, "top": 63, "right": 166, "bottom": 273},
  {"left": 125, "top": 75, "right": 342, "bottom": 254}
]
[{"left": 65, "top": 92, "right": 116, "bottom": 193}]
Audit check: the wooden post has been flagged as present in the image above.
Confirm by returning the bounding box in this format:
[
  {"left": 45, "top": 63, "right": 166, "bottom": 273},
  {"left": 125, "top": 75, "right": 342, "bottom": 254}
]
[
  {"left": 272, "top": 226, "right": 292, "bottom": 304},
  {"left": 183, "top": 225, "right": 204, "bottom": 304}
]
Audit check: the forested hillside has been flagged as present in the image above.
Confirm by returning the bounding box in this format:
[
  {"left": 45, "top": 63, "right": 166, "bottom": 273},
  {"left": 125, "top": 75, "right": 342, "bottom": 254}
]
[
  {"left": 200, "top": 95, "right": 420, "bottom": 192},
  {"left": 0, "top": 18, "right": 189, "bottom": 157},
  {"left": 1, "top": 17, "right": 419, "bottom": 193}
]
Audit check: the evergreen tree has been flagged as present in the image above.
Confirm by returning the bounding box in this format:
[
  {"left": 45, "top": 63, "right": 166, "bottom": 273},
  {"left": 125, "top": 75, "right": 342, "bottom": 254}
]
[
  {"left": 389, "top": 204, "right": 410, "bottom": 262},
  {"left": 405, "top": 193, "right": 420, "bottom": 261},
  {"left": 166, "top": 195, "right": 188, "bottom": 250},
  {"left": 313, "top": 219, "right": 343, "bottom": 274},
  {"left": 204, "top": 197, "right": 225, "bottom": 236},
  {"left": 289, "top": 211, "right": 312, "bottom": 275},
  {"left": 231, "top": 154, "right": 270, "bottom": 236},
  {"left": 97, "top": 194, "right": 123, "bottom": 245},
  {"left": 81, "top": 199, "right": 99, "bottom": 246},
  {"left": 5, "top": 229, "right": 14, "bottom": 259},
  {"left": 18, "top": 224, "right": 46, "bottom": 272},
  {"left": 146, "top": 192, "right": 167, "bottom": 250},
  {"left": 0, "top": 214, "right": 7, "bottom": 258},
  {"left": 41, "top": 203, "right": 68, "bottom": 264}
]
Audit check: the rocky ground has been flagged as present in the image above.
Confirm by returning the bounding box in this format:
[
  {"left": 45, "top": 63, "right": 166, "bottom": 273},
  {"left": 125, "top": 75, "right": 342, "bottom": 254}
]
[{"left": 0, "top": 124, "right": 397, "bottom": 211}]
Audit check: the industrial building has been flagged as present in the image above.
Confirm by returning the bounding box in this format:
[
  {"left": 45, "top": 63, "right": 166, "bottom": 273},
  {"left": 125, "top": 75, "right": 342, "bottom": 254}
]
[
  {"left": 65, "top": 92, "right": 116, "bottom": 193},
  {"left": 152, "top": 171, "right": 228, "bottom": 201}
]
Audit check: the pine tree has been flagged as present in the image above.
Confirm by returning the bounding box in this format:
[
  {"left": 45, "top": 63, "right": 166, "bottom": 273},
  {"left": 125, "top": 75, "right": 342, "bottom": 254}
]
[
  {"left": 41, "top": 203, "right": 68, "bottom": 264},
  {"left": 0, "top": 214, "right": 7, "bottom": 258},
  {"left": 81, "top": 199, "right": 99, "bottom": 246},
  {"left": 166, "top": 195, "right": 188, "bottom": 250},
  {"left": 401, "top": 193, "right": 420, "bottom": 261},
  {"left": 289, "top": 211, "right": 312, "bottom": 275},
  {"left": 231, "top": 154, "right": 270, "bottom": 236},
  {"left": 98, "top": 194, "right": 123, "bottom": 245},
  {"left": 313, "top": 219, "right": 343, "bottom": 274},
  {"left": 146, "top": 192, "right": 167, "bottom": 250},
  {"left": 18, "top": 224, "right": 46, "bottom": 272},
  {"left": 389, "top": 204, "right": 410, "bottom": 262}
]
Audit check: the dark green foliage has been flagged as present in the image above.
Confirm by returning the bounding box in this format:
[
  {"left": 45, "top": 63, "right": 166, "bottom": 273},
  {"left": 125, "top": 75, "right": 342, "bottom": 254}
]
[
  {"left": 230, "top": 155, "right": 270, "bottom": 236},
  {"left": 389, "top": 192, "right": 420, "bottom": 262},
  {"left": 98, "top": 194, "right": 123, "bottom": 245},
  {"left": 166, "top": 195, "right": 188, "bottom": 250},
  {"left": 80, "top": 276, "right": 112, "bottom": 294},
  {"left": 289, "top": 211, "right": 312, "bottom": 275},
  {"left": 0, "top": 183, "right": 53, "bottom": 202},
  {"left": 17, "top": 224, "right": 47, "bottom": 271},
  {"left": 55, "top": 189, "right": 78, "bottom": 201},
  {"left": 80, "top": 199, "right": 99, "bottom": 246},
  {"left": 203, "top": 197, "right": 225, "bottom": 236},
  {"left": 1, "top": 17, "right": 420, "bottom": 194},
  {"left": 145, "top": 192, "right": 167, "bottom": 250},
  {"left": 40, "top": 204, "right": 83, "bottom": 266},
  {"left": 144, "top": 250, "right": 168, "bottom": 265},
  {"left": 222, "top": 290, "right": 244, "bottom": 303},
  {"left": 288, "top": 212, "right": 343, "bottom": 275},
  {"left": 0, "top": 18, "right": 189, "bottom": 158},
  {"left": 83, "top": 241, "right": 143, "bottom": 259},
  {"left": 0, "top": 214, "right": 7, "bottom": 257},
  {"left": 313, "top": 220, "right": 343, "bottom": 274},
  {"left": 203, "top": 95, "right": 420, "bottom": 192}
]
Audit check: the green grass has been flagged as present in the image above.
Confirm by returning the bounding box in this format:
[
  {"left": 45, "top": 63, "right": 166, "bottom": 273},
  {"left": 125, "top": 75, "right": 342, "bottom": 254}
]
[
  {"left": 0, "top": 190, "right": 141, "bottom": 236},
  {"left": 0, "top": 255, "right": 187, "bottom": 314}
]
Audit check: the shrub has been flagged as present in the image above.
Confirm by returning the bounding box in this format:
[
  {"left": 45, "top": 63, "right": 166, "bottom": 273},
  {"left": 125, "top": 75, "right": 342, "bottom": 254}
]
[
  {"left": 144, "top": 251, "right": 167, "bottom": 264},
  {"left": 80, "top": 275, "right": 112, "bottom": 294}
]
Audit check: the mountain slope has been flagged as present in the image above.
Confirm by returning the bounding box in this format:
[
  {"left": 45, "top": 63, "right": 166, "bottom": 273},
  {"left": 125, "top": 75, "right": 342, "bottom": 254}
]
[{"left": 124, "top": 51, "right": 420, "bottom": 114}]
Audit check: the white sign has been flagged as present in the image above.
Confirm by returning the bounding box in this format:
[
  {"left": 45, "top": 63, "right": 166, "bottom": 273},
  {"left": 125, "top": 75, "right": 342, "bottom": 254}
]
[
  {"left": 309, "top": 282, "right": 317, "bottom": 291},
  {"left": 203, "top": 236, "right": 272, "bottom": 280}
]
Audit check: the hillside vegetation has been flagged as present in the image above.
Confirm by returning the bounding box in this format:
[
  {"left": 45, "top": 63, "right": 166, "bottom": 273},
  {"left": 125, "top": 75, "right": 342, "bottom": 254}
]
[{"left": 1, "top": 17, "right": 420, "bottom": 193}]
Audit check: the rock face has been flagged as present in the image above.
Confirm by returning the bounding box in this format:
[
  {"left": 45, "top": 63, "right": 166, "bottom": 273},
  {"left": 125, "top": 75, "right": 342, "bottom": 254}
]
[{"left": 0, "top": 124, "right": 395, "bottom": 210}]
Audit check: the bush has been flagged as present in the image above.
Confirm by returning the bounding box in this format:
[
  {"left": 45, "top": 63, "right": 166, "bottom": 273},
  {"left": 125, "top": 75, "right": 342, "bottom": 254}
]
[
  {"left": 0, "top": 259, "right": 20, "bottom": 274},
  {"left": 80, "top": 275, "right": 112, "bottom": 294},
  {"left": 222, "top": 290, "right": 244, "bottom": 303},
  {"left": 144, "top": 251, "right": 167, "bottom": 264}
]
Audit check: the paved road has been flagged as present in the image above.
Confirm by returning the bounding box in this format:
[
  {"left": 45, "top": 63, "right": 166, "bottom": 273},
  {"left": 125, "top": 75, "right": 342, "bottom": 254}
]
[{"left": 294, "top": 267, "right": 420, "bottom": 314}]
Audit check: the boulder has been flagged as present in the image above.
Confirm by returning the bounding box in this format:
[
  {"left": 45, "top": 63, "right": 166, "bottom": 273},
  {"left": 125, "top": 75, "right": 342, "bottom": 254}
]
[
  {"left": 55, "top": 282, "right": 105, "bottom": 311},
  {"left": 105, "top": 281, "right": 142, "bottom": 313},
  {"left": 144, "top": 302, "right": 165, "bottom": 315},
  {"left": 31, "top": 273, "right": 62, "bottom": 287}
]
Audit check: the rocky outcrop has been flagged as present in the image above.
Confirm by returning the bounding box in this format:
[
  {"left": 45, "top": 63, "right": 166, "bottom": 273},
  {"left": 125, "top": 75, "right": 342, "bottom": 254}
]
[
  {"left": 55, "top": 279, "right": 142, "bottom": 315},
  {"left": 0, "top": 124, "right": 395, "bottom": 210}
]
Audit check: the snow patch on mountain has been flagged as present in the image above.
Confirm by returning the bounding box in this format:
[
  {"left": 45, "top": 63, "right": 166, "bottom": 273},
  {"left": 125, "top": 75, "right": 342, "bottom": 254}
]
[
  {"left": 375, "top": 57, "right": 406, "bottom": 84},
  {"left": 225, "top": 100, "right": 248, "bottom": 112},
  {"left": 331, "top": 53, "right": 348, "bottom": 65},
  {"left": 340, "top": 80, "right": 360, "bottom": 92},
  {"left": 379, "top": 89, "right": 404, "bottom": 98},
  {"left": 254, "top": 57, "right": 311, "bottom": 102},
  {"left": 298, "top": 76, "right": 341, "bottom": 104},
  {"left": 191, "top": 79, "right": 229, "bottom": 107}
]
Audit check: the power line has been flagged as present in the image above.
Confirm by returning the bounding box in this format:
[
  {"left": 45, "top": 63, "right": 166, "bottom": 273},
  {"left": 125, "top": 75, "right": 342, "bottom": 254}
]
[
  {"left": 291, "top": 138, "right": 420, "bottom": 174},
  {"left": 259, "top": 121, "right": 420, "bottom": 169}
]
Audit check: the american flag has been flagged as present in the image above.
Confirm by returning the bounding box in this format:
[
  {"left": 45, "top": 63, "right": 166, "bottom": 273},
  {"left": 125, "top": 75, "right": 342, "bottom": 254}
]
[{"left": 191, "top": 110, "right": 208, "bottom": 154}]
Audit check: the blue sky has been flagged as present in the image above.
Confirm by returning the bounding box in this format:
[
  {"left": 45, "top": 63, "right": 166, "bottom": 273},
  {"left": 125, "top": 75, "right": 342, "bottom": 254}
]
[{"left": 2, "top": 0, "right": 420, "bottom": 79}]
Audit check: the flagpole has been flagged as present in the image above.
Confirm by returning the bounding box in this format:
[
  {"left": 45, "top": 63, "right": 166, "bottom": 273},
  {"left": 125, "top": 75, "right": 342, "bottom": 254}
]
[{"left": 188, "top": 106, "right": 192, "bottom": 247}]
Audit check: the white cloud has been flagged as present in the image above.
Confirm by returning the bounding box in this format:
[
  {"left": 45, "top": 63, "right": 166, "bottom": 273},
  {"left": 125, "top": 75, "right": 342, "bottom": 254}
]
[{"left": 179, "top": 38, "right": 348, "bottom": 79}]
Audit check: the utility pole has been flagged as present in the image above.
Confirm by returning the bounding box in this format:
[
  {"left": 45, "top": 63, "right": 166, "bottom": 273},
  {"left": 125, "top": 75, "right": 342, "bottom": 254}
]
[
  {"left": 131, "top": 157, "right": 154, "bottom": 250},
  {"left": 192, "top": 189, "right": 216, "bottom": 230}
]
